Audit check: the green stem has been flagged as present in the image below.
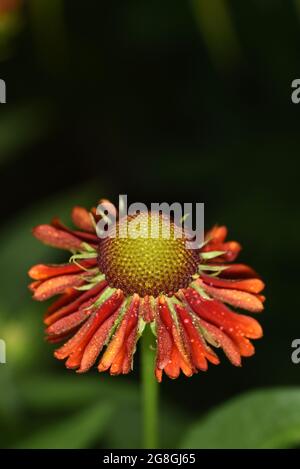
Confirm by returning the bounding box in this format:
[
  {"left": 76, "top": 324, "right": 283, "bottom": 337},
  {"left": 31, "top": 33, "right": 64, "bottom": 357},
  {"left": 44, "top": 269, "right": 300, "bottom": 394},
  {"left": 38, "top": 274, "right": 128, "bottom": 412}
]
[{"left": 141, "top": 325, "right": 159, "bottom": 449}]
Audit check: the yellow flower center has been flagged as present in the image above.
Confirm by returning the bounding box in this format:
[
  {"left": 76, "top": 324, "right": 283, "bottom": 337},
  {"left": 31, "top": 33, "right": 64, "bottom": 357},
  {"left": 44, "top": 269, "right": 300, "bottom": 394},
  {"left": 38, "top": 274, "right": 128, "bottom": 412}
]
[{"left": 98, "top": 212, "right": 199, "bottom": 297}]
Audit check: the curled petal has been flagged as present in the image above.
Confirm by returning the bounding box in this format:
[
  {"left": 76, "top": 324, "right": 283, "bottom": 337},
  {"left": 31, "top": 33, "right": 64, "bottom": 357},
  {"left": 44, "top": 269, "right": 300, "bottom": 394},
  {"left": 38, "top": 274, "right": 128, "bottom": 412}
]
[
  {"left": 78, "top": 309, "right": 120, "bottom": 373},
  {"left": 200, "top": 281, "right": 264, "bottom": 312},
  {"left": 155, "top": 306, "right": 173, "bottom": 372},
  {"left": 28, "top": 280, "right": 42, "bottom": 292},
  {"left": 44, "top": 280, "right": 107, "bottom": 325},
  {"left": 184, "top": 287, "right": 263, "bottom": 337},
  {"left": 46, "top": 307, "right": 93, "bottom": 336},
  {"left": 200, "top": 274, "right": 265, "bottom": 294},
  {"left": 175, "top": 304, "right": 219, "bottom": 370},
  {"left": 156, "top": 298, "right": 193, "bottom": 380},
  {"left": 32, "top": 274, "right": 85, "bottom": 301},
  {"left": 51, "top": 218, "right": 99, "bottom": 245},
  {"left": 183, "top": 288, "right": 262, "bottom": 356},
  {"left": 164, "top": 346, "right": 193, "bottom": 379},
  {"left": 46, "top": 288, "right": 81, "bottom": 315},
  {"left": 199, "top": 320, "right": 241, "bottom": 366},
  {"left": 206, "top": 225, "right": 228, "bottom": 243},
  {"left": 55, "top": 289, "right": 124, "bottom": 364},
  {"left": 140, "top": 296, "right": 155, "bottom": 323},
  {"left": 71, "top": 206, "right": 95, "bottom": 233},
  {"left": 219, "top": 241, "right": 241, "bottom": 262},
  {"left": 33, "top": 225, "right": 84, "bottom": 251},
  {"left": 218, "top": 263, "right": 259, "bottom": 279},
  {"left": 98, "top": 295, "right": 140, "bottom": 374},
  {"left": 202, "top": 224, "right": 242, "bottom": 262},
  {"left": 28, "top": 259, "right": 97, "bottom": 280}
]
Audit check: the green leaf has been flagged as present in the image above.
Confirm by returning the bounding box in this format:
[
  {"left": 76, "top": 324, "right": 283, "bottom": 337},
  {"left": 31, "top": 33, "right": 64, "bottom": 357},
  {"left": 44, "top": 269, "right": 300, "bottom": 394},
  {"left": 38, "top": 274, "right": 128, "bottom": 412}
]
[
  {"left": 14, "top": 400, "right": 114, "bottom": 449},
  {"left": 181, "top": 388, "right": 300, "bottom": 449}
]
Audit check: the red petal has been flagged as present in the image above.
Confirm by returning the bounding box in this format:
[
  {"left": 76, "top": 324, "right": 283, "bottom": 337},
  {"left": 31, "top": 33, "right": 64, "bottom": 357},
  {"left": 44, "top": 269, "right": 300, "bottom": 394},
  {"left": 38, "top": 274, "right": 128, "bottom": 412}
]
[
  {"left": 71, "top": 206, "right": 95, "bottom": 233},
  {"left": 157, "top": 298, "right": 193, "bottom": 380},
  {"left": 184, "top": 287, "right": 263, "bottom": 337},
  {"left": 77, "top": 309, "right": 120, "bottom": 373},
  {"left": 46, "top": 288, "right": 81, "bottom": 315},
  {"left": 98, "top": 295, "right": 140, "bottom": 373},
  {"left": 51, "top": 218, "right": 99, "bottom": 245},
  {"left": 119, "top": 326, "right": 139, "bottom": 374},
  {"left": 46, "top": 307, "right": 93, "bottom": 336},
  {"left": 55, "top": 289, "right": 124, "bottom": 362},
  {"left": 206, "top": 225, "right": 227, "bottom": 243},
  {"left": 201, "top": 238, "right": 241, "bottom": 262},
  {"left": 155, "top": 308, "right": 173, "bottom": 370},
  {"left": 28, "top": 280, "right": 42, "bottom": 292},
  {"left": 218, "top": 263, "right": 259, "bottom": 279},
  {"left": 200, "top": 281, "right": 264, "bottom": 312},
  {"left": 183, "top": 288, "right": 262, "bottom": 356},
  {"left": 33, "top": 225, "right": 84, "bottom": 251},
  {"left": 176, "top": 304, "right": 219, "bottom": 370},
  {"left": 44, "top": 280, "right": 107, "bottom": 325},
  {"left": 140, "top": 296, "right": 155, "bottom": 323},
  {"left": 199, "top": 320, "right": 241, "bottom": 366}
]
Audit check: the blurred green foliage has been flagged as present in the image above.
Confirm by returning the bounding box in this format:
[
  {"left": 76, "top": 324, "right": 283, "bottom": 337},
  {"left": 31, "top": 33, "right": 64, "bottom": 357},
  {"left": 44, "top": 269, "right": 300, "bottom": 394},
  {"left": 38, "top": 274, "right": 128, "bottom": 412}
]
[{"left": 0, "top": 0, "right": 300, "bottom": 449}]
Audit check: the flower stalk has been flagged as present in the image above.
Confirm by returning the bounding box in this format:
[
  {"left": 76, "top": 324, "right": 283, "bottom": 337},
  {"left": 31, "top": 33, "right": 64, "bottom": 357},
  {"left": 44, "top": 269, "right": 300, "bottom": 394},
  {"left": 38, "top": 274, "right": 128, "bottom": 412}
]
[{"left": 141, "top": 325, "right": 159, "bottom": 449}]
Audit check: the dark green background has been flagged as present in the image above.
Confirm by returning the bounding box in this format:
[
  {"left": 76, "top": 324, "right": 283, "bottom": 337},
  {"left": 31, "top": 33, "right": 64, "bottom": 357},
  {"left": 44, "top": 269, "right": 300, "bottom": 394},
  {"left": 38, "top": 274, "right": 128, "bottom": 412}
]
[{"left": 0, "top": 0, "right": 299, "bottom": 449}]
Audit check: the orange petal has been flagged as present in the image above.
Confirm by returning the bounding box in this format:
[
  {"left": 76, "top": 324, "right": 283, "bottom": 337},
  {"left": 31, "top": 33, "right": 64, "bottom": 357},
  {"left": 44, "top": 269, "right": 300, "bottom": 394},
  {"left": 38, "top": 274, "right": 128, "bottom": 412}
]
[
  {"left": 200, "top": 274, "right": 265, "bottom": 294},
  {"left": 206, "top": 225, "right": 228, "bottom": 243},
  {"left": 77, "top": 310, "right": 120, "bottom": 373},
  {"left": 29, "top": 259, "right": 97, "bottom": 280},
  {"left": 98, "top": 295, "right": 139, "bottom": 372},
  {"left": 201, "top": 282, "right": 264, "bottom": 312},
  {"left": 33, "top": 274, "right": 85, "bottom": 301}
]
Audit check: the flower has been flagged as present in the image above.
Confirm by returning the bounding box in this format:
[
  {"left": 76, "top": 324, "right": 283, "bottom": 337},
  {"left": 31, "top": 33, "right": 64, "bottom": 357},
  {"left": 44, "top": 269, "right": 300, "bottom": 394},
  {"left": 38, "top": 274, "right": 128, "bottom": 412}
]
[{"left": 28, "top": 200, "right": 265, "bottom": 381}]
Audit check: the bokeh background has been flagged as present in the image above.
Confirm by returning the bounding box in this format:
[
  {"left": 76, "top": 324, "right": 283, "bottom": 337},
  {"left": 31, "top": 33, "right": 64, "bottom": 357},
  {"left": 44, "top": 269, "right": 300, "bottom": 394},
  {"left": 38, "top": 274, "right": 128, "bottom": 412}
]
[{"left": 1, "top": 0, "right": 300, "bottom": 449}]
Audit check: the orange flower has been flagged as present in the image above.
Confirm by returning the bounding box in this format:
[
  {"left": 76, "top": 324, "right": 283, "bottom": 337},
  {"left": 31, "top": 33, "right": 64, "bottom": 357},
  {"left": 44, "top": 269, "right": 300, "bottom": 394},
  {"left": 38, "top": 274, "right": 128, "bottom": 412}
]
[{"left": 28, "top": 201, "right": 265, "bottom": 381}]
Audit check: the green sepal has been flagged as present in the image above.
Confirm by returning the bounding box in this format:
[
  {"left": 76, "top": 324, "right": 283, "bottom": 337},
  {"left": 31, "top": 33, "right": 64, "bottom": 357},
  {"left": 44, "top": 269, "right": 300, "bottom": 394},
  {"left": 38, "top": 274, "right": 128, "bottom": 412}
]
[
  {"left": 150, "top": 320, "right": 157, "bottom": 337},
  {"left": 75, "top": 273, "right": 105, "bottom": 291},
  {"left": 201, "top": 250, "right": 226, "bottom": 260},
  {"left": 69, "top": 252, "right": 98, "bottom": 264},
  {"left": 81, "top": 242, "right": 97, "bottom": 253},
  {"left": 137, "top": 317, "right": 146, "bottom": 338},
  {"left": 190, "top": 281, "right": 212, "bottom": 300},
  {"left": 92, "top": 285, "right": 116, "bottom": 309},
  {"left": 198, "top": 264, "right": 228, "bottom": 272}
]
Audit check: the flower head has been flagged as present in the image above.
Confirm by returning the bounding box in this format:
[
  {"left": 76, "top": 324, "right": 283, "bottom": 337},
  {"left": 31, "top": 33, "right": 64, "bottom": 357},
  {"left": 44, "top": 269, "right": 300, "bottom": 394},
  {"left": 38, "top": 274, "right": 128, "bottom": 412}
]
[{"left": 29, "top": 200, "right": 265, "bottom": 381}]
